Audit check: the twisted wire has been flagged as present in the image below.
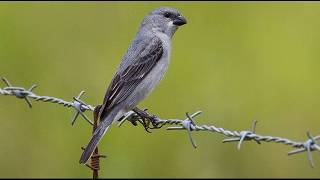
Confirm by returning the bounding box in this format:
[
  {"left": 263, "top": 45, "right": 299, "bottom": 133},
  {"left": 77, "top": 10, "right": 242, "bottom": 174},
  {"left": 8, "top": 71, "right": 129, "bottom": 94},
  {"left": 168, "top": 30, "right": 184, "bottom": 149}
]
[
  {"left": 149, "top": 115, "right": 304, "bottom": 148},
  {"left": 1, "top": 77, "right": 319, "bottom": 168}
]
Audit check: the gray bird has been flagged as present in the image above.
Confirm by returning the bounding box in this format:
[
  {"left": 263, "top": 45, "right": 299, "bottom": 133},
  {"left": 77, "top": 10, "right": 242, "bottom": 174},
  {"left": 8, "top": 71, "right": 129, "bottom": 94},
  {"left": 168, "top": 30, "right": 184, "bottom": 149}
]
[{"left": 79, "top": 7, "right": 187, "bottom": 164}]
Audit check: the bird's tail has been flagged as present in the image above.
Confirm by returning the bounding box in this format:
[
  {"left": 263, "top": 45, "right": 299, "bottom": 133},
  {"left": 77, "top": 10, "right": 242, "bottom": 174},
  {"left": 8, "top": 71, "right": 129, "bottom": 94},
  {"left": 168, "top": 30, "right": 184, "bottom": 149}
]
[{"left": 79, "top": 109, "right": 119, "bottom": 164}]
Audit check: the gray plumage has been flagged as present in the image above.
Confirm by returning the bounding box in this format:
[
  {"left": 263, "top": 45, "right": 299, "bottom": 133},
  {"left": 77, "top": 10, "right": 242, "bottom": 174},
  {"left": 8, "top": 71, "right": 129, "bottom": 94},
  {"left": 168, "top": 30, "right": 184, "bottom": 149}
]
[{"left": 79, "top": 7, "right": 187, "bottom": 164}]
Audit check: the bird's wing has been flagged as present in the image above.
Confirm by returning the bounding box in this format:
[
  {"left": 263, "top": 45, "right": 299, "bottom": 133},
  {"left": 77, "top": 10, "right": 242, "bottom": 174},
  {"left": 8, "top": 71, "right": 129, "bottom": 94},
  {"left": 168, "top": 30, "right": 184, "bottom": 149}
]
[{"left": 99, "top": 36, "right": 163, "bottom": 120}]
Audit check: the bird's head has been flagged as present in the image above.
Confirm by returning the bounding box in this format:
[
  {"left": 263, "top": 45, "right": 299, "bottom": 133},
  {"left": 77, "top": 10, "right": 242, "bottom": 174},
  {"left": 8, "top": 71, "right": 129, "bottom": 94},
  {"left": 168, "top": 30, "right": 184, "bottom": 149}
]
[{"left": 140, "top": 7, "right": 187, "bottom": 38}]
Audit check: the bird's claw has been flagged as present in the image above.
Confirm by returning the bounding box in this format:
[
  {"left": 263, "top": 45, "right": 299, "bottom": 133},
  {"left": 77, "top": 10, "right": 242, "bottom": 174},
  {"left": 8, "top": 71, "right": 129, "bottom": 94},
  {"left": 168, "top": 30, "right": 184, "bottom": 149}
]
[{"left": 132, "top": 107, "right": 162, "bottom": 132}]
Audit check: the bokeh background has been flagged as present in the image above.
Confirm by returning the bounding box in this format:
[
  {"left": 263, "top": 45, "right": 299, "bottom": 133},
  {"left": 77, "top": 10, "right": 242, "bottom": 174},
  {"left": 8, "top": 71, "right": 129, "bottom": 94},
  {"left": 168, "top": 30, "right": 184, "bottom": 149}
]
[{"left": 0, "top": 1, "right": 320, "bottom": 178}]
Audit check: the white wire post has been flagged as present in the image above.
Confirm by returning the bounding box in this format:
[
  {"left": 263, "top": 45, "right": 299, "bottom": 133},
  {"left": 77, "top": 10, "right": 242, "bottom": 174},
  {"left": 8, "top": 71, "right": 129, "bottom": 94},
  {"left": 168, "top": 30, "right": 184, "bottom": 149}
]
[{"left": 1, "top": 77, "right": 320, "bottom": 168}]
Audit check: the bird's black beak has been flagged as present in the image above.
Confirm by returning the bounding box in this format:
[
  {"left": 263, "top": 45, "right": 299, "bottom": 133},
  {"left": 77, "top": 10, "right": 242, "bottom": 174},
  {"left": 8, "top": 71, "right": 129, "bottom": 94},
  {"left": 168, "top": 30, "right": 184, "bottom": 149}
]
[{"left": 173, "top": 15, "right": 187, "bottom": 26}]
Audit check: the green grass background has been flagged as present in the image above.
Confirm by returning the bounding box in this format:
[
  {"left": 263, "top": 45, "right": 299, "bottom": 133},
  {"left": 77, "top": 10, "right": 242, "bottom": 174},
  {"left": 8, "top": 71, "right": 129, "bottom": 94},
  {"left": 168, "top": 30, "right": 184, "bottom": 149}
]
[{"left": 0, "top": 1, "right": 320, "bottom": 178}]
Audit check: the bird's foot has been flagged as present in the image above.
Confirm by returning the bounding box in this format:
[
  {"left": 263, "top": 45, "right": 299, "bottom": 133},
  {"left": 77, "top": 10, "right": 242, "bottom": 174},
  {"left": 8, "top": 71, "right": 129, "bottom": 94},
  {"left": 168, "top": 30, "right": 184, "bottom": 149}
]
[{"left": 132, "top": 107, "right": 162, "bottom": 132}]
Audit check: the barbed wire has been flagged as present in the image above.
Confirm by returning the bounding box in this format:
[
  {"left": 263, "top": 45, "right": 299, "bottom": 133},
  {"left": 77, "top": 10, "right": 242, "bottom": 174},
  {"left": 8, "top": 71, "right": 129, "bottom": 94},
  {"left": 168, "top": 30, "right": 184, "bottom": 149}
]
[{"left": 1, "top": 77, "right": 320, "bottom": 168}]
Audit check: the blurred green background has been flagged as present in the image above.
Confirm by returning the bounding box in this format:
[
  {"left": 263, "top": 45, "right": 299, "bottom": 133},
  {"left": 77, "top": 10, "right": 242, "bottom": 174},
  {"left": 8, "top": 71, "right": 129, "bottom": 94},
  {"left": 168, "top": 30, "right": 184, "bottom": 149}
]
[{"left": 0, "top": 1, "right": 320, "bottom": 178}]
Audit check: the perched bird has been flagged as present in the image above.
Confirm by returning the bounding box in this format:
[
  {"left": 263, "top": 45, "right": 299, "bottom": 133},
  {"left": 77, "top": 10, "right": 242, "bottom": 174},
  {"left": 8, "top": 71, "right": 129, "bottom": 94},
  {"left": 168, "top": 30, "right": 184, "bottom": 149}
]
[{"left": 79, "top": 7, "right": 187, "bottom": 164}]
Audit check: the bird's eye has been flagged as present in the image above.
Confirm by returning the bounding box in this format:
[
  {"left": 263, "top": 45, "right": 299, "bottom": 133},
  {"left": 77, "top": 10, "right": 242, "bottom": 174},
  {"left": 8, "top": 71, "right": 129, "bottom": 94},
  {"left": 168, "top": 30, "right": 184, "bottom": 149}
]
[{"left": 164, "top": 12, "right": 170, "bottom": 18}]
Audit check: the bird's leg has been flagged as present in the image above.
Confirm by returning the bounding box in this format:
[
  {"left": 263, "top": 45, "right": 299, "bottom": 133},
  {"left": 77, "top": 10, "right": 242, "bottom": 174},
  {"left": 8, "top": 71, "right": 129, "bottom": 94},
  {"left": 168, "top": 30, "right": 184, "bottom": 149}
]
[
  {"left": 132, "top": 107, "right": 162, "bottom": 131},
  {"left": 132, "top": 107, "right": 152, "bottom": 133},
  {"left": 141, "top": 109, "right": 163, "bottom": 129}
]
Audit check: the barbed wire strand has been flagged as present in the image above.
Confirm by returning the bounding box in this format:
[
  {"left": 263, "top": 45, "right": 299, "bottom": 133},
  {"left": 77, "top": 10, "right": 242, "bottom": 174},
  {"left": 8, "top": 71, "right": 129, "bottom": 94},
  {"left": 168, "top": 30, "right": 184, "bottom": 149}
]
[{"left": 0, "top": 77, "right": 320, "bottom": 169}]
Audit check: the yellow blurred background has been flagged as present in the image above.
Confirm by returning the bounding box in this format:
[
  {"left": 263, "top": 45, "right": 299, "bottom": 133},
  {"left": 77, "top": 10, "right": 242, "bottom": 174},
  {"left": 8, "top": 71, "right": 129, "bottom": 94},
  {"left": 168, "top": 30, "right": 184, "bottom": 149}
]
[{"left": 0, "top": 1, "right": 320, "bottom": 178}]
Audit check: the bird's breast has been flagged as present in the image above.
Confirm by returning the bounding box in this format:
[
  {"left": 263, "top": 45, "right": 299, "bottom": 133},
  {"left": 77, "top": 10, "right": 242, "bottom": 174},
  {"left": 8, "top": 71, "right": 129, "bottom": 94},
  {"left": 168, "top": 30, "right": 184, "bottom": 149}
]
[{"left": 124, "top": 37, "right": 171, "bottom": 110}]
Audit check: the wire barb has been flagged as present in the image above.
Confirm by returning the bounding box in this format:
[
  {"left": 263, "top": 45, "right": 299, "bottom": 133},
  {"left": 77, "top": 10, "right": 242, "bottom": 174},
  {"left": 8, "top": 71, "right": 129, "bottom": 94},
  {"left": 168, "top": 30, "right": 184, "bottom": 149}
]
[
  {"left": 288, "top": 132, "right": 320, "bottom": 168},
  {"left": 222, "top": 120, "right": 261, "bottom": 150},
  {"left": 81, "top": 147, "right": 106, "bottom": 171},
  {"left": 71, "top": 91, "right": 94, "bottom": 126},
  {"left": 1, "top": 77, "right": 37, "bottom": 108},
  {"left": 184, "top": 112, "right": 198, "bottom": 148},
  {"left": 117, "top": 111, "right": 137, "bottom": 127},
  {"left": 166, "top": 111, "right": 202, "bottom": 149}
]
